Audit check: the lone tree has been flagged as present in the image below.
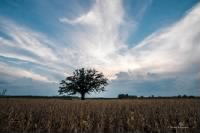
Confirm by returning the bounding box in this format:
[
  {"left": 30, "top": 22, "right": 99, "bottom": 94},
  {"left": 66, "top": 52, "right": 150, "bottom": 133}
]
[{"left": 59, "top": 68, "right": 108, "bottom": 100}]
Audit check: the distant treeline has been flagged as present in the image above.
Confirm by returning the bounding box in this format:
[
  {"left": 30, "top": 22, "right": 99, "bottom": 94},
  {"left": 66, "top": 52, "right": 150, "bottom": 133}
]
[
  {"left": 0, "top": 95, "right": 80, "bottom": 100},
  {"left": 118, "top": 94, "right": 200, "bottom": 99},
  {"left": 0, "top": 94, "right": 199, "bottom": 100}
]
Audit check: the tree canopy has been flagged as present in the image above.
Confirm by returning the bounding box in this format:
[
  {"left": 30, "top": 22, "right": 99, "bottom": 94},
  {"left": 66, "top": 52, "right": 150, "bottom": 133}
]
[{"left": 58, "top": 68, "right": 108, "bottom": 100}]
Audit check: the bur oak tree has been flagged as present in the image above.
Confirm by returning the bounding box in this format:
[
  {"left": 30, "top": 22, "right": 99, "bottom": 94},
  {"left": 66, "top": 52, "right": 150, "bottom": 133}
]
[{"left": 59, "top": 68, "right": 108, "bottom": 100}]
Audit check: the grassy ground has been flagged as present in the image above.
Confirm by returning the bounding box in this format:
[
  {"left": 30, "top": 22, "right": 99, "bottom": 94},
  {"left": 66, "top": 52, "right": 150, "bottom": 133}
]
[{"left": 0, "top": 98, "right": 199, "bottom": 133}]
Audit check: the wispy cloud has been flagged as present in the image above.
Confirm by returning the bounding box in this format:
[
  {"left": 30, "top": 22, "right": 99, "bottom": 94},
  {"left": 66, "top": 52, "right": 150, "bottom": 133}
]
[
  {"left": 0, "top": 20, "right": 58, "bottom": 62},
  {"left": 0, "top": 62, "right": 52, "bottom": 82},
  {"left": 59, "top": 0, "right": 136, "bottom": 79},
  {"left": 0, "top": 19, "right": 70, "bottom": 82},
  {"left": 128, "top": 3, "right": 200, "bottom": 78},
  {"left": 60, "top": 0, "right": 200, "bottom": 81}
]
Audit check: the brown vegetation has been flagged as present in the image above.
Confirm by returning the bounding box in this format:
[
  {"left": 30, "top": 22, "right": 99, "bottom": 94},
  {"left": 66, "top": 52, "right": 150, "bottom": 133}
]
[{"left": 0, "top": 98, "right": 199, "bottom": 133}]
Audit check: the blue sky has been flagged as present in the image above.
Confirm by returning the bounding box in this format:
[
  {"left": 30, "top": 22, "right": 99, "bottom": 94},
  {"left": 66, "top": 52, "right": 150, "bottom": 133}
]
[{"left": 0, "top": 0, "right": 199, "bottom": 97}]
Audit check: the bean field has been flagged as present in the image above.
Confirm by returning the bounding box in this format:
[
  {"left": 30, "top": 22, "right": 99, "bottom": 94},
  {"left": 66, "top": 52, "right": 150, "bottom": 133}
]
[{"left": 0, "top": 98, "right": 199, "bottom": 133}]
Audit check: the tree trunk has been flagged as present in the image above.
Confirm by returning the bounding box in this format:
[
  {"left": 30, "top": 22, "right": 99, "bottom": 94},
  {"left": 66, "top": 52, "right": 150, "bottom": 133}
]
[{"left": 81, "top": 93, "right": 85, "bottom": 100}]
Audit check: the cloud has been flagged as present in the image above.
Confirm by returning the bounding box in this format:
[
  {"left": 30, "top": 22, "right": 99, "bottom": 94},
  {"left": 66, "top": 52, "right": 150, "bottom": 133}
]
[
  {"left": 129, "top": 3, "right": 200, "bottom": 77},
  {"left": 0, "top": 62, "right": 54, "bottom": 83},
  {"left": 0, "top": 20, "right": 58, "bottom": 62},
  {"left": 60, "top": 0, "right": 125, "bottom": 26},
  {"left": 59, "top": 0, "right": 135, "bottom": 79},
  {"left": 60, "top": 1, "right": 200, "bottom": 81},
  {"left": 0, "top": 19, "right": 75, "bottom": 82}
]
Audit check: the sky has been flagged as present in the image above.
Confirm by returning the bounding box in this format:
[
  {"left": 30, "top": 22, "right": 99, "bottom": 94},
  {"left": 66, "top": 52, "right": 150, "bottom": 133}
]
[{"left": 0, "top": 0, "right": 199, "bottom": 97}]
